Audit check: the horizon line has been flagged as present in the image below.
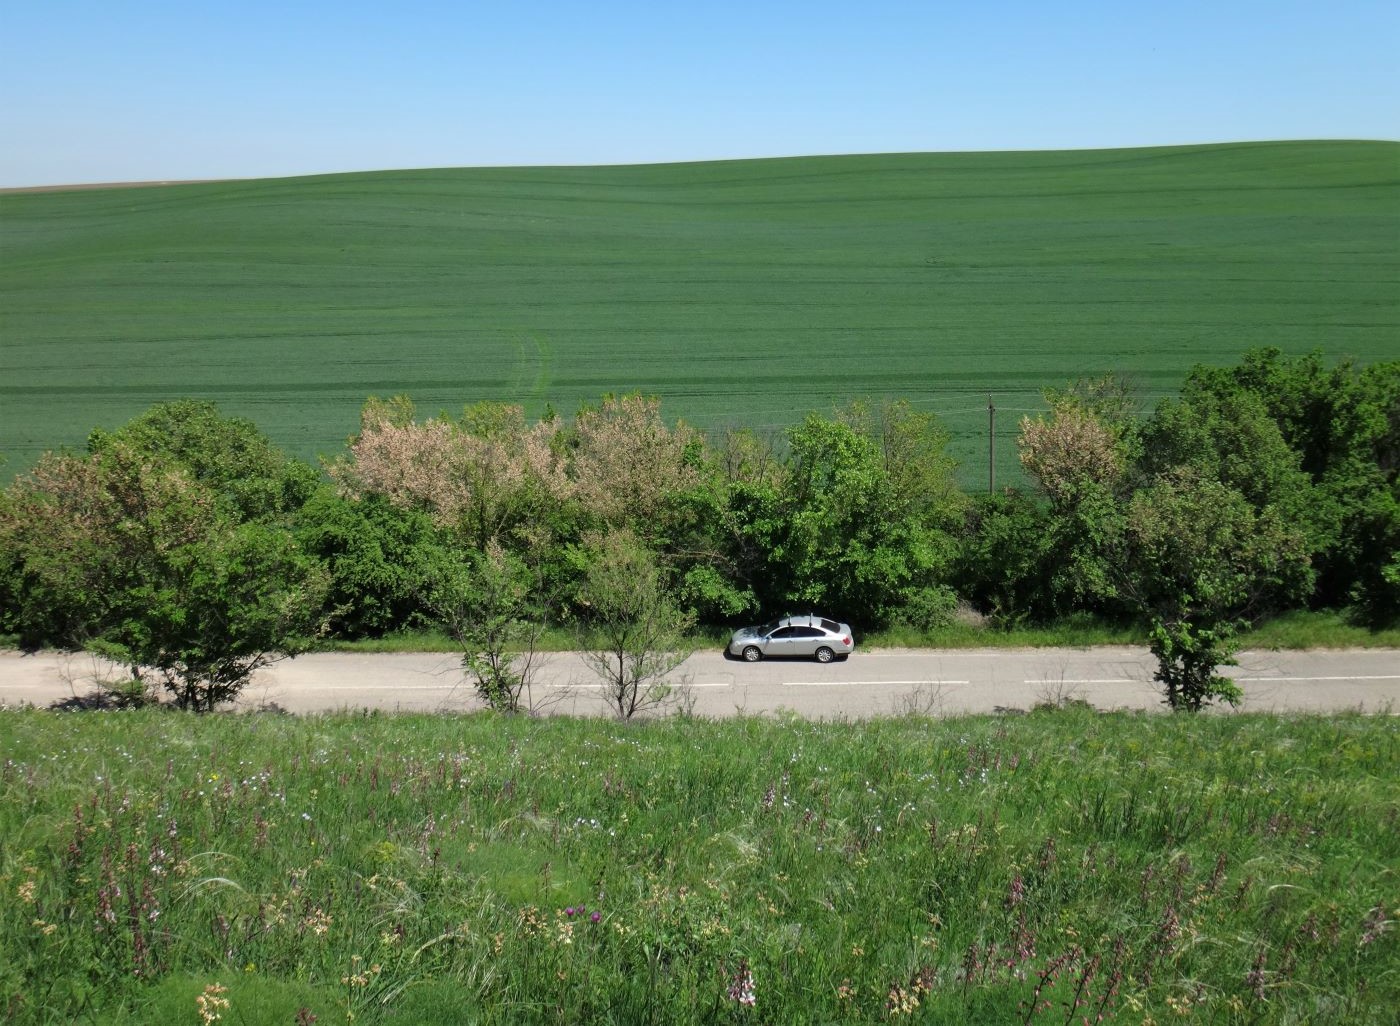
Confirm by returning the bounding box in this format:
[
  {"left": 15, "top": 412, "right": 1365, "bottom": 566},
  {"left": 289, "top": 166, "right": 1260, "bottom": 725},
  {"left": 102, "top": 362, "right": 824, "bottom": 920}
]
[{"left": 4, "top": 137, "right": 1395, "bottom": 194}]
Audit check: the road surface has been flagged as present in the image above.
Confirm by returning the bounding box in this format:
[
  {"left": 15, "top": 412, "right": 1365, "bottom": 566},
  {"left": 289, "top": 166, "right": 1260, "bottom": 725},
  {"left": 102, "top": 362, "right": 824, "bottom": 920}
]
[{"left": 1, "top": 647, "right": 1397, "bottom": 717}]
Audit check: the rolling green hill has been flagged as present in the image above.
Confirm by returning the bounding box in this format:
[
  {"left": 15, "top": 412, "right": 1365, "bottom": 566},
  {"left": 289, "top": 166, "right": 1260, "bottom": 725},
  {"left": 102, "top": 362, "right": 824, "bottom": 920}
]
[{"left": 2, "top": 140, "right": 1397, "bottom": 485}]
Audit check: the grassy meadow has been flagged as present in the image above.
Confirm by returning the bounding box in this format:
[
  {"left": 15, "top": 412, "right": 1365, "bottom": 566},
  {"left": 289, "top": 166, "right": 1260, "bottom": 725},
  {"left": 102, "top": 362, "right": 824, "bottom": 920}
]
[
  {"left": 2, "top": 707, "right": 1396, "bottom": 1024},
  {"left": 3, "top": 140, "right": 1397, "bottom": 486}
]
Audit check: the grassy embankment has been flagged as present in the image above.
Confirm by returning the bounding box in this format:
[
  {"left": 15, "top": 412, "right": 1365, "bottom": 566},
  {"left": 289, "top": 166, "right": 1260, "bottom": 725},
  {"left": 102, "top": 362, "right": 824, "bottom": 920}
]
[
  {"left": 1, "top": 707, "right": 1396, "bottom": 1024},
  {"left": 320, "top": 610, "right": 1400, "bottom": 654},
  {"left": 3, "top": 140, "right": 1397, "bottom": 490}
]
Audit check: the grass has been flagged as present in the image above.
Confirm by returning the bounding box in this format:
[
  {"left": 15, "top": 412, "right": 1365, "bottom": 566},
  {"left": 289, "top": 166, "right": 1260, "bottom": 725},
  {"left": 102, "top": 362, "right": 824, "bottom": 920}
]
[
  {"left": 310, "top": 610, "right": 1398, "bottom": 655},
  {"left": 3, "top": 140, "right": 1397, "bottom": 489},
  {"left": 1241, "top": 610, "right": 1400, "bottom": 650},
  {"left": 1, "top": 707, "right": 1396, "bottom": 1024}
]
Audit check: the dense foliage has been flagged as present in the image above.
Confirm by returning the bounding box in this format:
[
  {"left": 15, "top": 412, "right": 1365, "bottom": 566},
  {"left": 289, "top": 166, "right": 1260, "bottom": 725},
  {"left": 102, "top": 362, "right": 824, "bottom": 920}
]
[
  {"left": 0, "top": 403, "right": 328, "bottom": 711},
  {"left": 1, "top": 351, "right": 1396, "bottom": 710}
]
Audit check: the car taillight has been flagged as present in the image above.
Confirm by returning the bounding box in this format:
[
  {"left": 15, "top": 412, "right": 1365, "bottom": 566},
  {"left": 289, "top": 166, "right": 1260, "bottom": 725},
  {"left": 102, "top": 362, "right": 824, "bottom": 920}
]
[{"left": 841, "top": 636, "right": 851, "bottom": 646}]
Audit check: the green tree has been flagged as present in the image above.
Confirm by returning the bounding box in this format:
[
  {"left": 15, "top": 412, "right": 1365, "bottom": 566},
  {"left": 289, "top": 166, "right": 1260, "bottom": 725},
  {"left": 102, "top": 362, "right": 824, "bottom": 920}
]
[
  {"left": 421, "top": 540, "right": 546, "bottom": 714},
  {"left": 1016, "top": 398, "right": 1131, "bottom": 612},
  {"left": 0, "top": 452, "right": 122, "bottom": 650},
  {"left": 87, "top": 399, "right": 320, "bottom": 522},
  {"left": 688, "top": 427, "right": 789, "bottom": 622},
  {"left": 955, "top": 491, "right": 1069, "bottom": 625},
  {"left": 295, "top": 489, "right": 441, "bottom": 638},
  {"left": 1182, "top": 349, "right": 1400, "bottom": 618},
  {"left": 1019, "top": 396, "right": 1313, "bottom": 710},
  {"left": 1138, "top": 389, "right": 1315, "bottom": 515},
  {"left": 1122, "top": 469, "right": 1313, "bottom": 711},
  {"left": 777, "top": 402, "right": 965, "bottom": 629},
  {"left": 2, "top": 404, "right": 328, "bottom": 710},
  {"left": 575, "top": 530, "right": 695, "bottom": 720}
]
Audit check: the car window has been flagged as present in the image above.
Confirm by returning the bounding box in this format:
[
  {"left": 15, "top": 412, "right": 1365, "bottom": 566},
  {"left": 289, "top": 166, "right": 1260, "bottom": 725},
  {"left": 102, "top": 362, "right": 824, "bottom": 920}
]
[
  {"left": 770, "top": 626, "right": 798, "bottom": 639},
  {"left": 795, "top": 626, "right": 824, "bottom": 638},
  {"left": 819, "top": 618, "right": 841, "bottom": 632},
  {"left": 762, "top": 619, "right": 781, "bottom": 634}
]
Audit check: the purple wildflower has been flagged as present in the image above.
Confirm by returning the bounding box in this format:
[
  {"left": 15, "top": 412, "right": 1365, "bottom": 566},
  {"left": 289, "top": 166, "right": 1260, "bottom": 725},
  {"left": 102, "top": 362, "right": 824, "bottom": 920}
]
[{"left": 728, "top": 960, "right": 756, "bottom": 1006}]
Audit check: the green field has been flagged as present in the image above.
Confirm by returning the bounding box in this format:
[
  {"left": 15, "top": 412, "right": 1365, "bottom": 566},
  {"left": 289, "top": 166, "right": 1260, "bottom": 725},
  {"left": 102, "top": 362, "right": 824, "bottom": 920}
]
[{"left": 2, "top": 140, "right": 1397, "bottom": 485}]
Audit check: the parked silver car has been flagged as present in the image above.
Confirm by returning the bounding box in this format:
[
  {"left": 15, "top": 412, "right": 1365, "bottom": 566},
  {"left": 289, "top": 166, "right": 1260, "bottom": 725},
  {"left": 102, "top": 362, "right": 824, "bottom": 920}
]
[{"left": 728, "top": 615, "right": 854, "bottom": 663}]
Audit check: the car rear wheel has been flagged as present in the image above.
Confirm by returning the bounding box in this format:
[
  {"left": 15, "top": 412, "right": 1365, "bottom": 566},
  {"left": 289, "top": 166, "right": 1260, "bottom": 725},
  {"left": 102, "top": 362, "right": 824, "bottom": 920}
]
[
  {"left": 742, "top": 646, "right": 762, "bottom": 663},
  {"left": 815, "top": 646, "right": 835, "bottom": 663}
]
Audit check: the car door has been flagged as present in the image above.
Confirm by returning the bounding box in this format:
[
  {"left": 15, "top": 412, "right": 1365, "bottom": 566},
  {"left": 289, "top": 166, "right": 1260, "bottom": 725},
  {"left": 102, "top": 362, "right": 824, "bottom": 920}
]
[
  {"left": 790, "top": 625, "right": 825, "bottom": 656},
  {"left": 765, "top": 625, "right": 801, "bottom": 656}
]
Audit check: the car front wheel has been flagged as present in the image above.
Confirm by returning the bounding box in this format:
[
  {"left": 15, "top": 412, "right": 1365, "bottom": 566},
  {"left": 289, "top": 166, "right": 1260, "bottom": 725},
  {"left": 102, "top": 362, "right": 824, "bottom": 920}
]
[
  {"left": 742, "top": 646, "right": 762, "bottom": 663},
  {"left": 815, "top": 646, "right": 835, "bottom": 663}
]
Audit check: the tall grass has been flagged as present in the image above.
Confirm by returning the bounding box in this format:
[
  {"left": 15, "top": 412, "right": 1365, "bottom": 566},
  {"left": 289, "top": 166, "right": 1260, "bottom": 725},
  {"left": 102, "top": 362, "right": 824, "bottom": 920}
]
[
  {"left": 2, "top": 707, "right": 1395, "bottom": 1023},
  {"left": 4, "top": 140, "right": 1397, "bottom": 488}
]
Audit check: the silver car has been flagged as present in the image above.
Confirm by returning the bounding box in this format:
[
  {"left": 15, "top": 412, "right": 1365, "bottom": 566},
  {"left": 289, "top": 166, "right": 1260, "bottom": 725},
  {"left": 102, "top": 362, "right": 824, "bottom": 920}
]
[{"left": 728, "top": 615, "right": 854, "bottom": 663}]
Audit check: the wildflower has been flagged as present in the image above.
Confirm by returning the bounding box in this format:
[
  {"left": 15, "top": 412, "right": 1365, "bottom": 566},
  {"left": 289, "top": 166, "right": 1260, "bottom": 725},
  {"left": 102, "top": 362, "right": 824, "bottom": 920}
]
[
  {"left": 1245, "top": 949, "right": 1268, "bottom": 1000},
  {"left": 16, "top": 879, "right": 36, "bottom": 904},
  {"left": 1156, "top": 906, "right": 1181, "bottom": 946},
  {"left": 1005, "top": 872, "right": 1025, "bottom": 909},
  {"left": 590, "top": 911, "right": 601, "bottom": 923},
  {"left": 886, "top": 983, "right": 919, "bottom": 1016},
  {"left": 340, "top": 956, "right": 382, "bottom": 988},
  {"left": 196, "top": 982, "right": 230, "bottom": 1025},
  {"left": 1358, "top": 905, "right": 1391, "bottom": 947},
  {"left": 302, "top": 908, "right": 332, "bottom": 936},
  {"left": 1165, "top": 992, "right": 1193, "bottom": 1016},
  {"left": 727, "top": 960, "right": 756, "bottom": 1007}
]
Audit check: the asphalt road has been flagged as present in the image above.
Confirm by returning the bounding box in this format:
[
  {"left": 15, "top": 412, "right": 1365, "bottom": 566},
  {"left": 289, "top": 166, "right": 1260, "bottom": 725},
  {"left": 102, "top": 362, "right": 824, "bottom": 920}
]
[{"left": 2, "top": 647, "right": 1397, "bottom": 717}]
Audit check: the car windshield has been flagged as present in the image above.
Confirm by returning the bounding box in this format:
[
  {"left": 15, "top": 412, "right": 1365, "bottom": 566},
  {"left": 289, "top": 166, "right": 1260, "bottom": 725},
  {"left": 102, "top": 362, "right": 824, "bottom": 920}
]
[{"left": 761, "top": 619, "right": 781, "bottom": 634}]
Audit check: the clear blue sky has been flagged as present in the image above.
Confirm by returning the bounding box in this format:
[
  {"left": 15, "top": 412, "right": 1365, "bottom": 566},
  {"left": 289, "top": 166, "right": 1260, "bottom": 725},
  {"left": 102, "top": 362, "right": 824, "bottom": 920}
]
[{"left": 2, "top": 0, "right": 1397, "bottom": 187}]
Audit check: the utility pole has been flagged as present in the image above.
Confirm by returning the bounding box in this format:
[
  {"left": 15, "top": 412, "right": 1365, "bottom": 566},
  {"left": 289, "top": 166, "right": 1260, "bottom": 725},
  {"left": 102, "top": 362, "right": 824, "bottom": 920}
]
[{"left": 988, "top": 395, "right": 996, "bottom": 493}]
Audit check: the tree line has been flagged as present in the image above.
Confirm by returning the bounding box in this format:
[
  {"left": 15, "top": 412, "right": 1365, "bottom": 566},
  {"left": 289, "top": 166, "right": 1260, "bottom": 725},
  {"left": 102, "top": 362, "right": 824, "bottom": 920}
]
[{"left": 1, "top": 348, "right": 1395, "bottom": 713}]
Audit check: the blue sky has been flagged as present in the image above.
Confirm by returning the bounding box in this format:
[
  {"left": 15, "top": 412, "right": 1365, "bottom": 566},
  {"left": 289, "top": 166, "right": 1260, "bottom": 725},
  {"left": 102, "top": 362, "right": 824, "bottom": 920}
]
[{"left": 2, "top": 0, "right": 1396, "bottom": 186}]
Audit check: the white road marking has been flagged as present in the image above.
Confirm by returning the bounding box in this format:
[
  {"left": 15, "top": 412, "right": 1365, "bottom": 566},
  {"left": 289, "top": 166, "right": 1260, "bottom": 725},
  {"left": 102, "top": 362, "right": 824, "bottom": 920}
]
[
  {"left": 564, "top": 682, "right": 731, "bottom": 690},
  {"left": 290, "top": 684, "right": 464, "bottom": 691},
  {"left": 1237, "top": 675, "right": 1400, "bottom": 682},
  {"left": 1022, "top": 675, "right": 1400, "bottom": 685},
  {"left": 291, "top": 681, "right": 735, "bottom": 691},
  {"left": 784, "top": 679, "right": 970, "bottom": 687},
  {"left": 859, "top": 652, "right": 1012, "bottom": 657}
]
